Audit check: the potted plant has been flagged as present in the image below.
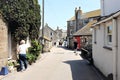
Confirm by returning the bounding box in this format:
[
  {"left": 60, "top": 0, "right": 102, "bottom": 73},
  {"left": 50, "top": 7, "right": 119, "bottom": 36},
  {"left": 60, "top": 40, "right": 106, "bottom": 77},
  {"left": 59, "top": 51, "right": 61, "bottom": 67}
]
[{"left": 7, "top": 61, "right": 14, "bottom": 72}]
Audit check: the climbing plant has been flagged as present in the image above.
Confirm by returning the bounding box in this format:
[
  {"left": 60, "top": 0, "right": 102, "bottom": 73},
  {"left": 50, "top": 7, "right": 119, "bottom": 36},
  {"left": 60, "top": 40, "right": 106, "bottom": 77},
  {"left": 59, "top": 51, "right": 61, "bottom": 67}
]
[{"left": 0, "top": 0, "right": 41, "bottom": 41}]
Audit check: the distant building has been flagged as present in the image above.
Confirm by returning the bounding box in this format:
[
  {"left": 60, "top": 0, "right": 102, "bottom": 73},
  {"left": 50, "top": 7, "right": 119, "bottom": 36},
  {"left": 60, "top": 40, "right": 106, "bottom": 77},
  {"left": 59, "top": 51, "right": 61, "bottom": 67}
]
[
  {"left": 67, "top": 7, "right": 83, "bottom": 49},
  {"left": 39, "top": 23, "right": 57, "bottom": 52},
  {"left": 67, "top": 7, "right": 100, "bottom": 49},
  {"left": 55, "top": 27, "right": 63, "bottom": 41},
  {"left": 73, "top": 9, "right": 100, "bottom": 49},
  {"left": 55, "top": 27, "right": 67, "bottom": 46},
  {"left": 62, "top": 29, "right": 67, "bottom": 40}
]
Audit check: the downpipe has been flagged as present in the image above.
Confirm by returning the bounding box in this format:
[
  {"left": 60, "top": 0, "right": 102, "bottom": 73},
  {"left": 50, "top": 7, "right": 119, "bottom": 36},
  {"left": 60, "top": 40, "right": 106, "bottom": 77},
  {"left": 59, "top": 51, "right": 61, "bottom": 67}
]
[{"left": 112, "top": 18, "right": 118, "bottom": 80}]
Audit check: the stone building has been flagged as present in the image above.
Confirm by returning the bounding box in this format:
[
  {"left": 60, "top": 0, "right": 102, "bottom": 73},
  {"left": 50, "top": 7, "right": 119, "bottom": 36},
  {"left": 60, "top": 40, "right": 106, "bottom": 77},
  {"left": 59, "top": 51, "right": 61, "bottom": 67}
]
[
  {"left": 67, "top": 7, "right": 100, "bottom": 49},
  {"left": 0, "top": 14, "right": 8, "bottom": 69},
  {"left": 55, "top": 27, "right": 63, "bottom": 40},
  {"left": 40, "top": 23, "right": 58, "bottom": 52},
  {"left": 67, "top": 7, "right": 83, "bottom": 49},
  {"left": 54, "top": 27, "right": 67, "bottom": 46}
]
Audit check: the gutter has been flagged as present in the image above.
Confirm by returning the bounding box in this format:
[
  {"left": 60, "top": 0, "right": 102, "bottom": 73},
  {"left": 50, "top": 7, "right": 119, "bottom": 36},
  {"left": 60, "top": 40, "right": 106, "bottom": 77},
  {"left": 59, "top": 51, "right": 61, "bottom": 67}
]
[{"left": 93, "top": 11, "right": 120, "bottom": 26}]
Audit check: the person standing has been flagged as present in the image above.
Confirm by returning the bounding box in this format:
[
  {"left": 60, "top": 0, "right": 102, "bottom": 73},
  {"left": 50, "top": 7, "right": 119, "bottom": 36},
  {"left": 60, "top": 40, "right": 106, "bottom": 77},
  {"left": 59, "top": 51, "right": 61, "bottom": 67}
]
[
  {"left": 17, "top": 40, "right": 28, "bottom": 71},
  {"left": 73, "top": 38, "right": 78, "bottom": 54}
]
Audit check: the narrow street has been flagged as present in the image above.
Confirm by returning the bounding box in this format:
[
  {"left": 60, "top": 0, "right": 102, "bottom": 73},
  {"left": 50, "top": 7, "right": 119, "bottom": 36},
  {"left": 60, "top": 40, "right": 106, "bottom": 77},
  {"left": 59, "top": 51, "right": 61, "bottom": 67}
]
[{"left": 1, "top": 47, "right": 104, "bottom": 80}]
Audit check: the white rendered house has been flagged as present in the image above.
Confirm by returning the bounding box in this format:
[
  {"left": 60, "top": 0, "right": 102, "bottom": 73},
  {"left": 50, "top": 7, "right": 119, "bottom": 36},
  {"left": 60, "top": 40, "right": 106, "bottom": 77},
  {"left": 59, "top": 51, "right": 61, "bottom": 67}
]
[{"left": 92, "top": 0, "right": 120, "bottom": 80}]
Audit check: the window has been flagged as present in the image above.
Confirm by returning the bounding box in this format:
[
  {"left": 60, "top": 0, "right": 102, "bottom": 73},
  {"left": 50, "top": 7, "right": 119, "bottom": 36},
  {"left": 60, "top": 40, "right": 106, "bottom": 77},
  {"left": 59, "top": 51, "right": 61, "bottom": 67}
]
[
  {"left": 70, "top": 21, "right": 73, "bottom": 26},
  {"left": 70, "top": 29, "right": 73, "bottom": 35},
  {"left": 107, "top": 26, "right": 112, "bottom": 44},
  {"left": 105, "top": 25, "right": 112, "bottom": 47},
  {"left": 50, "top": 32, "right": 52, "bottom": 36},
  {"left": 93, "top": 28, "right": 97, "bottom": 44}
]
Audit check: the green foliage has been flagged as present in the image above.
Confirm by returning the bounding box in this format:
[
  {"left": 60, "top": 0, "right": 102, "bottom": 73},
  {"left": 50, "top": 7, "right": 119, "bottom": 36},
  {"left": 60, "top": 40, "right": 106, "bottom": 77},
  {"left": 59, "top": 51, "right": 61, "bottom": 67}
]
[
  {"left": 26, "top": 40, "right": 41, "bottom": 64},
  {"left": 29, "top": 40, "right": 41, "bottom": 55},
  {"left": 7, "top": 61, "right": 14, "bottom": 66},
  {"left": 26, "top": 53, "right": 36, "bottom": 65},
  {"left": 0, "top": 0, "right": 41, "bottom": 41}
]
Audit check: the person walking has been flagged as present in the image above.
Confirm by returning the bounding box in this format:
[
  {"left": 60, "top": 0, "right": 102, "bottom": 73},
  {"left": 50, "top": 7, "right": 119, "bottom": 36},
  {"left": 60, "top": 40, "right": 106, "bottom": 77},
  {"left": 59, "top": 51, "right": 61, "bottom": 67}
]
[{"left": 17, "top": 40, "right": 28, "bottom": 71}]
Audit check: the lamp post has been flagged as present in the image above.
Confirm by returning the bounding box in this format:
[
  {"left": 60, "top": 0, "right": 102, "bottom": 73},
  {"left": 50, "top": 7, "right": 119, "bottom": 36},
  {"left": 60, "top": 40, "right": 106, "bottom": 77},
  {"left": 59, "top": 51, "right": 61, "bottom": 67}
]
[{"left": 41, "top": 0, "right": 44, "bottom": 53}]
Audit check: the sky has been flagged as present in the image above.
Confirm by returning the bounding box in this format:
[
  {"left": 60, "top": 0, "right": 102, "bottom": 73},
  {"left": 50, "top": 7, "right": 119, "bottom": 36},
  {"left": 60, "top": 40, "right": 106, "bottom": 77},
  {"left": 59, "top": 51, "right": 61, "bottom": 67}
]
[{"left": 38, "top": 0, "right": 100, "bottom": 30}]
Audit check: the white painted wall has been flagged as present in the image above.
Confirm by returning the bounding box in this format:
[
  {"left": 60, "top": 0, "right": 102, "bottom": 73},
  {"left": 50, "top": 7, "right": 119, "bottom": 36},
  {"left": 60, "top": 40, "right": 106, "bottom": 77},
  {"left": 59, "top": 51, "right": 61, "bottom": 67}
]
[
  {"left": 101, "top": 0, "right": 120, "bottom": 16},
  {"left": 93, "top": 23, "right": 113, "bottom": 76}
]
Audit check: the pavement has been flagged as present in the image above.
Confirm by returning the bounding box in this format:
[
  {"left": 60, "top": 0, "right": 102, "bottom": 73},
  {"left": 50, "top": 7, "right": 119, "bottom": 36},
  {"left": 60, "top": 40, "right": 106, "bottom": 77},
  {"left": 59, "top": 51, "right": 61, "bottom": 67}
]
[{"left": 0, "top": 46, "right": 106, "bottom": 80}]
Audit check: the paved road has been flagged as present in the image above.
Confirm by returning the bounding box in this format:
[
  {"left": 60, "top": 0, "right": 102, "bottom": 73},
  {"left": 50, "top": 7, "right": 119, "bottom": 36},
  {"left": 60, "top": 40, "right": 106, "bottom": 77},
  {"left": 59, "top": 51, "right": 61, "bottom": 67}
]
[{"left": 1, "top": 47, "right": 104, "bottom": 80}]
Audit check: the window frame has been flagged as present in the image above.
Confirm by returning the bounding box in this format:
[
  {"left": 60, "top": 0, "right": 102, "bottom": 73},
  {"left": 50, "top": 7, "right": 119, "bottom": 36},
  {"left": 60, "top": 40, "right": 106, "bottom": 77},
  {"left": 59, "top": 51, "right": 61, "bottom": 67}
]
[
  {"left": 70, "top": 29, "right": 73, "bottom": 35},
  {"left": 104, "top": 24, "right": 112, "bottom": 47},
  {"left": 107, "top": 26, "right": 112, "bottom": 43}
]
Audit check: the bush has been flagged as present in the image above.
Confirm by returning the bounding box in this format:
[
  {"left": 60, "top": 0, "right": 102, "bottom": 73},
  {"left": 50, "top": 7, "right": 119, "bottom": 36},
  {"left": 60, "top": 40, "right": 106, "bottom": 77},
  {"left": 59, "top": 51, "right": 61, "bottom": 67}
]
[
  {"left": 26, "top": 40, "right": 41, "bottom": 65},
  {"left": 26, "top": 53, "right": 35, "bottom": 65}
]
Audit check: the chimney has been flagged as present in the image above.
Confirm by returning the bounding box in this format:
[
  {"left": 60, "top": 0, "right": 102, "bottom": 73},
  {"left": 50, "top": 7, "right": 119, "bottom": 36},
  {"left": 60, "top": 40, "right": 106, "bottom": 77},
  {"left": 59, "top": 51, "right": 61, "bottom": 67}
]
[
  {"left": 78, "top": 6, "right": 82, "bottom": 14},
  {"left": 75, "top": 7, "right": 77, "bottom": 13},
  {"left": 57, "top": 26, "right": 59, "bottom": 30},
  {"left": 79, "top": 7, "right": 81, "bottom": 10},
  {"left": 75, "top": 7, "right": 77, "bottom": 19}
]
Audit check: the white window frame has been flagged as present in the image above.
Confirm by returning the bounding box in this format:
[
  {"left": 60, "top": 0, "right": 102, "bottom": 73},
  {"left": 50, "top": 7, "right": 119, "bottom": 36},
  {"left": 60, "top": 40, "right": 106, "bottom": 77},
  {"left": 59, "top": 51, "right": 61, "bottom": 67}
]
[
  {"left": 70, "top": 29, "right": 73, "bottom": 35},
  {"left": 105, "top": 25, "right": 112, "bottom": 47}
]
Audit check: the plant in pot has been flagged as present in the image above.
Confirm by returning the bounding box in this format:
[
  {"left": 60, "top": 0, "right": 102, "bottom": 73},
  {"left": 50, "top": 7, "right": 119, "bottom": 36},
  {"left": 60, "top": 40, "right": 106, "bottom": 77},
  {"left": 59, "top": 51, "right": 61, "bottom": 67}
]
[{"left": 7, "top": 61, "right": 14, "bottom": 72}]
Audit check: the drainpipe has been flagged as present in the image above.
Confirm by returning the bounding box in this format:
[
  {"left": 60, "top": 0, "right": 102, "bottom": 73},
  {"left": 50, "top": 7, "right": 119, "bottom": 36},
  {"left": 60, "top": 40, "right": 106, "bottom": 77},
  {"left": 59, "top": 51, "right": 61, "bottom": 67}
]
[{"left": 112, "top": 18, "right": 118, "bottom": 80}]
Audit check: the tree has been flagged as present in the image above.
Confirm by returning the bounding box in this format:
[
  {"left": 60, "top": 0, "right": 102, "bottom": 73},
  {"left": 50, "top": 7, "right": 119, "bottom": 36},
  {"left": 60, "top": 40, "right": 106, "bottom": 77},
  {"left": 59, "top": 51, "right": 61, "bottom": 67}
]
[{"left": 0, "top": 0, "right": 41, "bottom": 41}]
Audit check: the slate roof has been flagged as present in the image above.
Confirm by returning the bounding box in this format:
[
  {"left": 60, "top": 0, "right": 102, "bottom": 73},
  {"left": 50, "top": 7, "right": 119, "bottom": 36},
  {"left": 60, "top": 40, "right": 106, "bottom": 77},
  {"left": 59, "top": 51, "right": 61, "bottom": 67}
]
[
  {"left": 67, "top": 16, "right": 75, "bottom": 21},
  {"left": 81, "top": 9, "right": 101, "bottom": 19},
  {"left": 67, "top": 9, "right": 101, "bottom": 21},
  {"left": 73, "top": 20, "right": 97, "bottom": 36}
]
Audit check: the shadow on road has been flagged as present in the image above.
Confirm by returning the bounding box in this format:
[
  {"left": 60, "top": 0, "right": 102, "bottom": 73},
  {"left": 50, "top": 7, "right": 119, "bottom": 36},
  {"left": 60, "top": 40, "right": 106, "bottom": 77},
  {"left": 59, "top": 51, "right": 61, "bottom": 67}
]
[{"left": 63, "top": 59, "right": 101, "bottom": 80}]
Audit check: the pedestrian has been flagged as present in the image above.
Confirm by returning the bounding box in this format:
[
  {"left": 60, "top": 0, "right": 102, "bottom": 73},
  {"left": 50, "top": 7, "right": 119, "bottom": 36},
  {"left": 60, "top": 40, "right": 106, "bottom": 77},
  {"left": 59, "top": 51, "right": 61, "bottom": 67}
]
[
  {"left": 54, "top": 42, "right": 56, "bottom": 46},
  {"left": 17, "top": 40, "right": 28, "bottom": 71},
  {"left": 73, "top": 38, "right": 78, "bottom": 54}
]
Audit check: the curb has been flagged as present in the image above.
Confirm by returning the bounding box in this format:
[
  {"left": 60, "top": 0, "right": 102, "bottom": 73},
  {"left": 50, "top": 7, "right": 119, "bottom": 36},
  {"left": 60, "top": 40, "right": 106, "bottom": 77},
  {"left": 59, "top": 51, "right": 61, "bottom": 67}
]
[{"left": 91, "top": 65, "right": 106, "bottom": 80}]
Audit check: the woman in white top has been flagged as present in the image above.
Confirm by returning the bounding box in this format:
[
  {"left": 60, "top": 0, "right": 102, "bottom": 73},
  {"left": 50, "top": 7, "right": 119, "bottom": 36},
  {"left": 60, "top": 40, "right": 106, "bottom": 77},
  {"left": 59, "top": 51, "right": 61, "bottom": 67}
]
[{"left": 17, "top": 40, "right": 28, "bottom": 71}]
